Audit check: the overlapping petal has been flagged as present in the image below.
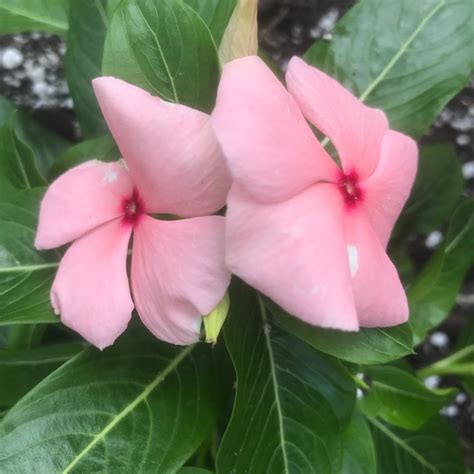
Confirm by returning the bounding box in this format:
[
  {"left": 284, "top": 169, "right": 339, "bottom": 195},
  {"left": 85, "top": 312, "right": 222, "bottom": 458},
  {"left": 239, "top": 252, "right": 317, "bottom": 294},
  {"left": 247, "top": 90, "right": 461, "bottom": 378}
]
[
  {"left": 212, "top": 56, "right": 338, "bottom": 204},
  {"left": 51, "top": 219, "right": 134, "bottom": 349},
  {"left": 226, "top": 184, "right": 359, "bottom": 330},
  {"left": 93, "top": 77, "right": 230, "bottom": 217},
  {"left": 286, "top": 57, "right": 388, "bottom": 180},
  {"left": 362, "top": 130, "right": 418, "bottom": 247},
  {"left": 131, "top": 215, "right": 231, "bottom": 345},
  {"left": 35, "top": 161, "right": 133, "bottom": 249},
  {"left": 344, "top": 211, "right": 409, "bottom": 327}
]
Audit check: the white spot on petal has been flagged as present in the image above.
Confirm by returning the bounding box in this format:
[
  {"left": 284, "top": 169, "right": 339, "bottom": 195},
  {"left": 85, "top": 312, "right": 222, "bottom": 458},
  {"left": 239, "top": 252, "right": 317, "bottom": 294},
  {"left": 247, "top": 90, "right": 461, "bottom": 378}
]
[
  {"left": 347, "top": 245, "right": 359, "bottom": 277},
  {"left": 103, "top": 169, "right": 118, "bottom": 184}
]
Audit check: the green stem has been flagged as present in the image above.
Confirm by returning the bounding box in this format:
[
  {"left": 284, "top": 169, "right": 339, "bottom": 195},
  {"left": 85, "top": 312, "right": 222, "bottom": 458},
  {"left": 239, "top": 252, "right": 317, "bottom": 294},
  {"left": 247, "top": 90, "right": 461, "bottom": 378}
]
[
  {"left": 417, "top": 346, "right": 474, "bottom": 378},
  {"left": 351, "top": 373, "right": 370, "bottom": 391}
]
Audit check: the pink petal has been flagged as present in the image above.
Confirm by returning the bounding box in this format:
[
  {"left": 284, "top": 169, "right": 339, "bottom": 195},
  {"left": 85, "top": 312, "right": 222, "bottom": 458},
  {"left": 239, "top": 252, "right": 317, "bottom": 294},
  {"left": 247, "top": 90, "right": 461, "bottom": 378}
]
[
  {"left": 226, "top": 184, "right": 359, "bottom": 330},
  {"left": 344, "top": 210, "right": 408, "bottom": 327},
  {"left": 131, "top": 215, "right": 231, "bottom": 345},
  {"left": 362, "top": 130, "right": 418, "bottom": 248},
  {"left": 286, "top": 57, "right": 388, "bottom": 179},
  {"left": 211, "top": 56, "right": 338, "bottom": 204},
  {"left": 35, "top": 160, "right": 133, "bottom": 250},
  {"left": 93, "top": 77, "right": 230, "bottom": 217},
  {"left": 51, "top": 219, "right": 134, "bottom": 349}
]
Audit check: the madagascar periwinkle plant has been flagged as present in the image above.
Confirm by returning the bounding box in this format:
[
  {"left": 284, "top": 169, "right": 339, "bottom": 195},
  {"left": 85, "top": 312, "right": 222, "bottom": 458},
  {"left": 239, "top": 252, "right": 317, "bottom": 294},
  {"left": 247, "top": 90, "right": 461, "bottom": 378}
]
[{"left": 0, "top": 0, "right": 472, "bottom": 472}]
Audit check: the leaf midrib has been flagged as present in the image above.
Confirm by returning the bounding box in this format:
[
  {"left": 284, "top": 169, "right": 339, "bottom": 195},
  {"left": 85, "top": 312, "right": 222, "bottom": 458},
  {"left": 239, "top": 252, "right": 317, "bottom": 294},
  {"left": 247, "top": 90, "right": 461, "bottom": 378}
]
[
  {"left": 258, "top": 295, "right": 290, "bottom": 474},
  {"left": 61, "top": 344, "right": 194, "bottom": 473},
  {"left": 368, "top": 417, "right": 438, "bottom": 473}
]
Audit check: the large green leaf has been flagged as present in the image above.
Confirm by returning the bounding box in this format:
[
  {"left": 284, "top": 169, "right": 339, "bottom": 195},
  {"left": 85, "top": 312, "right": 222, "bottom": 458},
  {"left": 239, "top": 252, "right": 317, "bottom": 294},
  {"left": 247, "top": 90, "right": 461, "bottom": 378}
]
[
  {"left": 50, "top": 135, "right": 120, "bottom": 179},
  {"left": 408, "top": 199, "right": 474, "bottom": 343},
  {"left": 64, "top": 0, "right": 109, "bottom": 138},
  {"left": 305, "top": 0, "right": 473, "bottom": 138},
  {"left": 0, "top": 0, "right": 69, "bottom": 35},
  {"left": 359, "top": 366, "right": 456, "bottom": 430},
  {"left": 0, "top": 332, "right": 218, "bottom": 473},
  {"left": 183, "top": 0, "right": 236, "bottom": 45},
  {"left": 268, "top": 301, "right": 414, "bottom": 365},
  {"left": 102, "top": 0, "right": 220, "bottom": 112},
  {"left": 0, "top": 342, "right": 83, "bottom": 408},
  {"left": 395, "top": 144, "right": 464, "bottom": 236},
  {"left": 341, "top": 410, "right": 376, "bottom": 474},
  {"left": 217, "top": 283, "right": 355, "bottom": 473},
  {"left": 369, "top": 415, "right": 465, "bottom": 474},
  {"left": 0, "top": 113, "right": 46, "bottom": 192},
  {"left": 0, "top": 189, "right": 58, "bottom": 326}
]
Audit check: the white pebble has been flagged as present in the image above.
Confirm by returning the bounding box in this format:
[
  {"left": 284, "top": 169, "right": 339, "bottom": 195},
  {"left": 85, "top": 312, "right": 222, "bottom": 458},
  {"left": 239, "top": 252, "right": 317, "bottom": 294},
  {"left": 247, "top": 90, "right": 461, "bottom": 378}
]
[
  {"left": 462, "top": 161, "right": 474, "bottom": 179},
  {"left": 441, "top": 405, "right": 458, "bottom": 418},
  {"left": 430, "top": 331, "right": 449, "bottom": 349},
  {"left": 456, "top": 392, "right": 467, "bottom": 404},
  {"left": 424, "top": 375, "right": 441, "bottom": 389},
  {"left": 425, "top": 230, "right": 443, "bottom": 249},
  {"left": 356, "top": 388, "right": 364, "bottom": 399},
  {"left": 1, "top": 47, "right": 24, "bottom": 69},
  {"left": 456, "top": 133, "right": 471, "bottom": 146}
]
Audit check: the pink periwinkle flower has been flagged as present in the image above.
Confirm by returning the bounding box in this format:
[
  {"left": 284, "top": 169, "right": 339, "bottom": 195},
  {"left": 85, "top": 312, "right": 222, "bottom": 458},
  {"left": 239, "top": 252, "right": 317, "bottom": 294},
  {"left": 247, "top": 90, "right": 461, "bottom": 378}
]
[
  {"left": 212, "top": 56, "right": 418, "bottom": 331},
  {"left": 35, "top": 78, "right": 231, "bottom": 349}
]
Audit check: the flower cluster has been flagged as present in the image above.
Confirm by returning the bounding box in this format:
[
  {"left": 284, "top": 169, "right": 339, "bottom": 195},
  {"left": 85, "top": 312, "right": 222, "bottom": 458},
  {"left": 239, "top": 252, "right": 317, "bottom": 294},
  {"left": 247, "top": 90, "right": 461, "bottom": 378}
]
[{"left": 36, "top": 56, "right": 417, "bottom": 348}]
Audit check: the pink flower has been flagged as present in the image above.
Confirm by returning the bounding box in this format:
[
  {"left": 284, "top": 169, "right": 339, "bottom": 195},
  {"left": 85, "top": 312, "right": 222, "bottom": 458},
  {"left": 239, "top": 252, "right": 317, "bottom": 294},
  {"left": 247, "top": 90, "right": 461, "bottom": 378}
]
[
  {"left": 212, "top": 56, "right": 418, "bottom": 331},
  {"left": 35, "top": 78, "right": 231, "bottom": 348}
]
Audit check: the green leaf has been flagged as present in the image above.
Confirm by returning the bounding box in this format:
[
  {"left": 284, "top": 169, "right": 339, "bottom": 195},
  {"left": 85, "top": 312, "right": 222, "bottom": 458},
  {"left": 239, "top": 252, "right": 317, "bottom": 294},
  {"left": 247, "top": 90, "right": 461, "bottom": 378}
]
[
  {"left": 102, "top": 0, "right": 220, "bottom": 112},
  {"left": 0, "top": 0, "right": 69, "bottom": 35},
  {"left": 408, "top": 199, "right": 474, "bottom": 343},
  {"left": 0, "top": 342, "right": 83, "bottom": 408},
  {"left": 268, "top": 301, "right": 414, "bottom": 365},
  {"left": 396, "top": 144, "right": 464, "bottom": 236},
  {"left": 0, "top": 332, "right": 218, "bottom": 473},
  {"left": 305, "top": 0, "right": 473, "bottom": 138},
  {"left": 0, "top": 189, "right": 58, "bottom": 326},
  {"left": 183, "top": 0, "right": 236, "bottom": 45},
  {"left": 50, "top": 135, "right": 120, "bottom": 179},
  {"left": 369, "top": 415, "right": 465, "bottom": 474},
  {"left": 359, "top": 366, "right": 456, "bottom": 430},
  {"left": 0, "top": 96, "right": 14, "bottom": 127},
  {"left": 0, "top": 113, "right": 46, "bottom": 192},
  {"left": 217, "top": 283, "right": 355, "bottom": 473},
  {"left": 178, "top": 469, "right": 213, "bottom": 474},
  {"left": 64, "top": 0, "right": 109, "bottom": 138},
  {"left": 341, "top": 410, "right": 376, "bottom": 474}
]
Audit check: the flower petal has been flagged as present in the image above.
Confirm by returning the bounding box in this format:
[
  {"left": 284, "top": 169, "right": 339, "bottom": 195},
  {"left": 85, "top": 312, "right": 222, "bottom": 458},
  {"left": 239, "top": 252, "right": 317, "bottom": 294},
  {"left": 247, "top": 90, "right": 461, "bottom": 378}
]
[
  {"left": 344, "top": 210, "right": 408, "bottom": 327},
  {"left": 226, "top": 184, "right": 358, "bottom": 330},
  {"left": 362, "top": 130, "right": 418, "bottom": 248},
  {"left": 212, "top": 56, "right": 338, "bottom": 204},
  {"left": 93, "top": 77, "right": 230, "bottom": 217},
  {"left": 51, "top": 219, "right": 134, "bottom": 349},
  {"left": 131, "top": 215, "right": 231, "bottom": 345},
  {"left": 35, "top": 160, "right": 133, "bottom": 250},
  {"left": 286, "top": 57, "right": 388, "bottom": 179}
]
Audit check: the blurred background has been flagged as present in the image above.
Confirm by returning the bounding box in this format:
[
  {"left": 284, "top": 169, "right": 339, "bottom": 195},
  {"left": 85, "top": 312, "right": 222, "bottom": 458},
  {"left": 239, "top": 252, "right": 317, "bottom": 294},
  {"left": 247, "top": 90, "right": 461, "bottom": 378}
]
[{"left": 0, "top": 0, "right": 472, "bottom": 463}]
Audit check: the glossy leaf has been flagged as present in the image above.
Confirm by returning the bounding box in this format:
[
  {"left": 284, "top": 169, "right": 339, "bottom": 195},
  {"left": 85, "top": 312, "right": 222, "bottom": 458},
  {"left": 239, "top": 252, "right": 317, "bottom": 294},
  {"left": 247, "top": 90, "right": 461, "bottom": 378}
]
[
  {"left": 341, "top": 410, "right": 376, "bottom": 474},
  {"left": 0, "top": 0, "right": 69, "bottom": 35},
  {"left": 0, "top": 342, "right": 83, "bottom": 407},
  {"left": 396, "top": 144, "right": 464, "bottom": 236},
  {"left": 0, "top": 189, "right": 58, "bottom": 326},
  {"left": 268, "top": 301, "right": 414, "bottom": 365},
  {"left": 183, "top": 0, "right": 236, "bottom": 45},
  {"left": 0, "top": 332, "right": 218, "bottom": 473},
  {"left": 369, "top": 415, "right": 465, "bottom": 474},
  {"left": 50, "top": 135, "right": 120, "bottom": 179},
  {"left": 217, "top": 284, "right": 355, "bottom": 473},
  {"left": 103, "top": 0, "right": 220, "bottom": 112},
  {"left": 408, "top": 199, "right": 474, "bottom": 343},
  {"left": 305, "top": 0, "right": 473, "bottom": 138},
  {"left": 0, "top": 113, "right": 46, "bottom": 192},
  {"left": 359, "top": 366, "right": 456, "bottom": 430},
  {"left": 64, "top": 0, "right": 109, "bottom": 138}
]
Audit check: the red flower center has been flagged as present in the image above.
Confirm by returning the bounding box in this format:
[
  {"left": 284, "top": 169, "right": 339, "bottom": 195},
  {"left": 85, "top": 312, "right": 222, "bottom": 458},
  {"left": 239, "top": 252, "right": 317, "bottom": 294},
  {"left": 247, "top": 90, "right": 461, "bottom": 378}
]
[
  {"left": 122, "top": 189, "right": 145, "bottom": 225},
  {"left": 338, "top": 170, "right": 364, "bottom": 209}
]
